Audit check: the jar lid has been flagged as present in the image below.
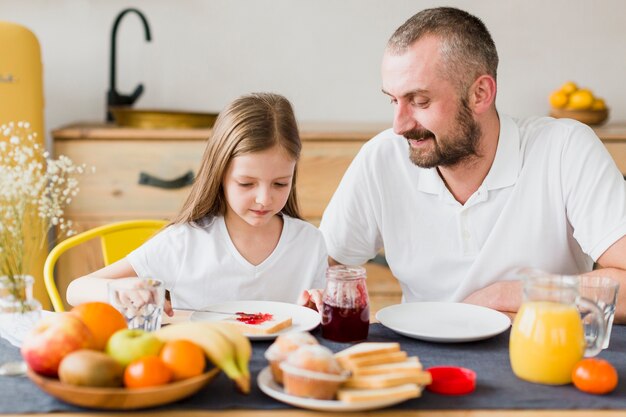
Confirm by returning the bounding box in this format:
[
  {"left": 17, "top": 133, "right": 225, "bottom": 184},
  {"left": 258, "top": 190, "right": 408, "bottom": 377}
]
[
  {"left": 425, "top": 366, "right": 476, "bottom": 395},
  {"left": 326, "top": 265, "right": 366, "bottom": 281}
]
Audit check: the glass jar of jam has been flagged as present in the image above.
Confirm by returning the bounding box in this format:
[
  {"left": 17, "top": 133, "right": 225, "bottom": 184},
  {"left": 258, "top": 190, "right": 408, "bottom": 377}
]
[{"left": 321, "top": 265, "right": 370, "bottom": 342}]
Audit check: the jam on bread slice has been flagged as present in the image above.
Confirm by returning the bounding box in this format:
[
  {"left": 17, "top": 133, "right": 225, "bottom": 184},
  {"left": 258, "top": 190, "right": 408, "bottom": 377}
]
[{"left": 220, "top": 313, "right": 293, "bottom": 335}]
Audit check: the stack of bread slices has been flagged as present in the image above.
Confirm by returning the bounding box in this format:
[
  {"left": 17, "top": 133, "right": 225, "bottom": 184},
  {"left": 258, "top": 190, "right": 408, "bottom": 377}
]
[{"left": 334, "top": 342, "right": 432, "bottom": 403}]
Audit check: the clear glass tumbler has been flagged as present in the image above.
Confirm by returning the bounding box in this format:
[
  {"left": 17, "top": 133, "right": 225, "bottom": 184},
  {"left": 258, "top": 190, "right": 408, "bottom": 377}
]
[{"left": 108, "top": 277, "right": 165, "bottom": 332}]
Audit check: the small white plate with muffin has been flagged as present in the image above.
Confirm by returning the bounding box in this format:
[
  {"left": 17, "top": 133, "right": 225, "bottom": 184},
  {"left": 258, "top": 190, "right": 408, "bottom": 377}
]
[
  {"left": 257, "top": 367, "right": 417, "bottom": 411},
  {"left": 190, "top": 300, "right": 321, "bottom": 341}
]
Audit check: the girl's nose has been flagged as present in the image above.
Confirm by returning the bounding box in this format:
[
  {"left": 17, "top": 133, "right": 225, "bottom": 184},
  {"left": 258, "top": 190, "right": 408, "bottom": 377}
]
[{"left": 255, "top": 186, "right": 272, "bottom": 206}]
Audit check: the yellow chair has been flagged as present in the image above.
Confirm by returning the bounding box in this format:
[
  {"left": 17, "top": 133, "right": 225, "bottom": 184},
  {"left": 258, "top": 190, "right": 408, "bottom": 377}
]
[{"left": 44, "top": 219, "right": 167, "bottom": 312}]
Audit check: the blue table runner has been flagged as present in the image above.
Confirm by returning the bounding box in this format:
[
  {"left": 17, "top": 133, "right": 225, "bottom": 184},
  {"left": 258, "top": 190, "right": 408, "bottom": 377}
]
[{"left": 1, "top": 323, "right": 625, "bottom": 413}]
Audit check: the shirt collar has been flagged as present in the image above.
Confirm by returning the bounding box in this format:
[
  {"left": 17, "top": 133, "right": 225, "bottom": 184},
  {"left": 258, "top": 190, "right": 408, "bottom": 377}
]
[
  {"left": 417, "top": 167, "right": 444, "bottom": 194},
  {"left": 482, "top": 113, "right": 520, "bottom": 190},
  {"left": 416, "top": 113, "right": 520, "bottom": 195}
]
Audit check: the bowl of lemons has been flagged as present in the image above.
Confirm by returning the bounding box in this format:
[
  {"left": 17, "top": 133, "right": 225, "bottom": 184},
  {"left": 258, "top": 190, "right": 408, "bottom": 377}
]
[{"left": 549, "top": 81, "right": 609, "bottom": 126}]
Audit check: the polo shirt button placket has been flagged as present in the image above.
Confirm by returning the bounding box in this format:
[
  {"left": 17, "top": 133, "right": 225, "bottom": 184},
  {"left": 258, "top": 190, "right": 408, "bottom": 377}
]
[{"left": 459, "top": 208, "right": 478, "bottom": 257}]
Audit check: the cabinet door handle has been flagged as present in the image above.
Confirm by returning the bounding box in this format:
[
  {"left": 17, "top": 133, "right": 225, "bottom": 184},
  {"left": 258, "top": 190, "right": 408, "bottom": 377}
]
[{"left": 138, "top": 170, "right": 195, "bottom": 189}]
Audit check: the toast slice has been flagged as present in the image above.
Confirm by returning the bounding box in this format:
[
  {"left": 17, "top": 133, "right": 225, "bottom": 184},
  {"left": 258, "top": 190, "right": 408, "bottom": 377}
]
[
  {"left": 220, "top": 314, "right": 292, "bottom": 335},
  {"left": 335, "top": 342, "right": 401, "bottom": 360},
  {"left": 351, "top": 357, "right": 423, "bottom": 377},
  {"left": 339, "top": 350, "right": 408, "bottom": 370},
  {"left": 337, "top": 383, "right": 421, "bottom": 403},
  {"left": 344, "top": 371, "right": 432, "bottom": 389}
]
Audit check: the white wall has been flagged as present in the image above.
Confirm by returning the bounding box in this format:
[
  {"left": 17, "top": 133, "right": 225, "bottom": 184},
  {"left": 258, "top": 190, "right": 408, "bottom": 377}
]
[{"left": 2, "top": 0, "right": 626, "bottom": 141}]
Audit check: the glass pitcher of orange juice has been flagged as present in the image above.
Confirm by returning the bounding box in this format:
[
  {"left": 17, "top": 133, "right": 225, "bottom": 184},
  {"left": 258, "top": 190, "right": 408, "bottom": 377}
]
[{"left": 509, "top": 274, "right": 605, "bottom": 385}]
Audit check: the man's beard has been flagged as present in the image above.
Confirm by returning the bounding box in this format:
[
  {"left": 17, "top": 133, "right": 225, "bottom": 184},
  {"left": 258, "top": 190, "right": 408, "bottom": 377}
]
[{"left": 406, "top": 99, "right": 482, "bottom": 168}]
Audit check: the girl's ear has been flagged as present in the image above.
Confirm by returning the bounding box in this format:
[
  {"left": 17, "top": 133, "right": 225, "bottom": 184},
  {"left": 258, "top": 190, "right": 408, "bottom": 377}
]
[{"left": 469, "top": 75, "right": 497, "bottom": 115}]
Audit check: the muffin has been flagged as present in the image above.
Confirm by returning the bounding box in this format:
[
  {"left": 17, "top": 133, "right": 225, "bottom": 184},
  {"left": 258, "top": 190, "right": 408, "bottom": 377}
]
[
  {"left": 280, "top": 344, "right": 348, "bottom": 400},
  {"left": 264, "top": 332, "right": 318, "bottom": 384}
]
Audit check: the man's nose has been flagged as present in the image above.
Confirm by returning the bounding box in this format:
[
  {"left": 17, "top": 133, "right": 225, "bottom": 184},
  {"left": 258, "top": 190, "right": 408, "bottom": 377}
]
[{"left": 393, "top": 102, "right": 417, "bottom": 136}]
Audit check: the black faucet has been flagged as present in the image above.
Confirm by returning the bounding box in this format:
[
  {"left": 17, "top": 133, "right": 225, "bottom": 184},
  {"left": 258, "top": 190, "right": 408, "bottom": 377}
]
[{"left": 106, "top": 8, "right": 152, "bottom": 121}]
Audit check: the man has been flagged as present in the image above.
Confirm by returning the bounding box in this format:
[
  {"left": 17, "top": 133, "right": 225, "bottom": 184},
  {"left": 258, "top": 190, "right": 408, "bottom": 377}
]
[{"left": 302, "top": 7, "right": 626, "bottom": 323}]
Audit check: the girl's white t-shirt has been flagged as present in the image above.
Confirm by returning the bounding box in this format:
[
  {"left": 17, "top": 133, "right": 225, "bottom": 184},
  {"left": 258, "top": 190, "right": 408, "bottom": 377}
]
[{"left": 127, "top": 215, "right": 328, "bottom": 309}]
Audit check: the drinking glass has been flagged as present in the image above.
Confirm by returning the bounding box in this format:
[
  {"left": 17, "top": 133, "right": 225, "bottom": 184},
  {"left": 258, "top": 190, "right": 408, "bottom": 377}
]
[
  {"left": 108, "top": 277, "right": 165, "bottom": 332},
  {"left": 578, "top": 276, "right": 619, "bottom": 349}
]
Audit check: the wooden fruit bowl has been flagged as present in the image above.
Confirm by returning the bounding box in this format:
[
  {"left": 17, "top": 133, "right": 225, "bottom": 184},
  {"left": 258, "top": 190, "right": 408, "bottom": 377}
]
[
  {"left": 27, "top": 367, "right": 219, "bottom": 410},
  {"left": 550, "top": 107, "right": 609, "bottom": 126}
]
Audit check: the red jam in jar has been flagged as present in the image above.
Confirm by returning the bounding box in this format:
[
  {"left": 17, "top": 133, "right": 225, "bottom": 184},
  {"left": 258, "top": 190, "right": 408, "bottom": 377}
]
[{"left": 321, "top": 265, "right": 370, "bottom": 342}]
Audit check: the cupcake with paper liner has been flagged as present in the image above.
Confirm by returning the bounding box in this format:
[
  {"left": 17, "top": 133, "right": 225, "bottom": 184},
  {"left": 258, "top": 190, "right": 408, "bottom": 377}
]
[
  {"left": 280, "top": 344, "right": 349, "bottom": 400},
  {"left": 264, "top": 332, "right": 319, "bottom": 384}
]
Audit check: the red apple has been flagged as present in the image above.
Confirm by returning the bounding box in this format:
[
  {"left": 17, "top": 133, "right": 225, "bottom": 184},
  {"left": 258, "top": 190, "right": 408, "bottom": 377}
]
[{"left": 21, "top": 313, "right": 93, "bottom": 377}]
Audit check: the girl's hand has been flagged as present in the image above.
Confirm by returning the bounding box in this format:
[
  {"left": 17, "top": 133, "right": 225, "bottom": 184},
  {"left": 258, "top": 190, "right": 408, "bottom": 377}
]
[
  {"left": 298, "top": 289, "right": 323, "bottom": 312},
  {"left": 164, "top": 299, "right": 173, "bottom": 316}
]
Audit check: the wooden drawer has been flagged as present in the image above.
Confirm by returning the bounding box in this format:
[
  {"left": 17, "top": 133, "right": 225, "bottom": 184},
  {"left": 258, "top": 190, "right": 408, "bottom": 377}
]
[
  {"left": 601, "top": 142, "right": 626, "bottom": 174},
  {"left": 55, "top": 139, "right": 203, "bottom": 220},
  {"left": 594, "top": 123, "right": 626, "bottom": 174},
  {"left": 299, "top": 140, "right": 364, "bottom": 222},
  {"left": 56, "top": 137, "right": 365, "bottom": 223}
]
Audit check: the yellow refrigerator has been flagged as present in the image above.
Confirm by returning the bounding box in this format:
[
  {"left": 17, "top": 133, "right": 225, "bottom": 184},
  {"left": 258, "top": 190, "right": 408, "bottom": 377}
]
[{"left": 0, "top": 21, "right": 49, "bottom": 309}]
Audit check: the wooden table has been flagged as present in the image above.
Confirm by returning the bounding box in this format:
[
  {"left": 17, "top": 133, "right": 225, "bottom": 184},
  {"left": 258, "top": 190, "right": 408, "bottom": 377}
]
[
  {"left": 9, "top": 322, "right": 624, "bottom": 416},
  {"left": 33, "top": 411, "right": 626, "bottom": 417}
]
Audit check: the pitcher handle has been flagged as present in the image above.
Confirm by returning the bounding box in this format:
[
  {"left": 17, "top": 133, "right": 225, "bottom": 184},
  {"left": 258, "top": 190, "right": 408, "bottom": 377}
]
[{"left": 576, "top": 296, "right": 606, "bottom": 357}]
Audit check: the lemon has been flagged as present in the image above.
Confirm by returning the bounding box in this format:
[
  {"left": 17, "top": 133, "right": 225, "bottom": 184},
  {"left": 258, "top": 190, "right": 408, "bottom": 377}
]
[
  {"left": 591, "top": 98, "right": 606, "bottom": 111},
  {"left": 549, "top": 90, "right": 569, "bottom": 109},
  {"left": 560, "top": 81, "right": 578, "bottom": 95},
  {"left": 567, "top": 89, "right": 594, "bottom": 110}
]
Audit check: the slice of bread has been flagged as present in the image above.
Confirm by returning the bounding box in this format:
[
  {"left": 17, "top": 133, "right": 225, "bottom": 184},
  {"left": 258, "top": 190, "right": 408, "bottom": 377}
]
[
  {"left": 220, "top": 315, "right": 292, "bottom": 335},
  {"left": 337, "top": 383, "right": 421, "bottom": 403},
  {"left": 351, "top": 357, "right": 423, "bottom": 377},
  {"left": 344, "top": 371, "right": 432, "bottom": 389},
  {"left": 335, "top": 342, "right": 401, "bottom": 361},
  {"left": 339, "top": 350, "right": 408, "bottom": 370}
]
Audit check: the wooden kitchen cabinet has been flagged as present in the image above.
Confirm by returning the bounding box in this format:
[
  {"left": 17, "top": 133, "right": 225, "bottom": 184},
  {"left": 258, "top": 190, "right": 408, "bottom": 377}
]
[
  {"left": 51, "top": 121, "right": 626, "bottom": 311},
  {"left": 51, "top": 122, "right": 401, "bottom": 311},
  {"left": 593, "top": 123, "right": 626, "bottom": 174}
]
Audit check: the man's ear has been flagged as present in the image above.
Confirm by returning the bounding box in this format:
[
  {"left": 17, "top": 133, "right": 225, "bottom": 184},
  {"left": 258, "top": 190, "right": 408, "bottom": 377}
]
[{"left": 469, "top": 75, "right": 497, "bottom": 115}]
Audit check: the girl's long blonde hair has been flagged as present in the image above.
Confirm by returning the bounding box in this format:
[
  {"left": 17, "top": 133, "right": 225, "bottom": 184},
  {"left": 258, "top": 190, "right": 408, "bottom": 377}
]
[{"left": 172, "top": 92, "right": 302, "bottom": 225}]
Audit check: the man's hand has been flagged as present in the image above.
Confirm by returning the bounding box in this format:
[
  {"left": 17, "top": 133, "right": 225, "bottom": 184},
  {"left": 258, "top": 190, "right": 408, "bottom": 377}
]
[
  {"left": 463, "top": 280, "right": 522, "bottom": 313},
  {"left": 297, "top": 289, "right": 324, "bottom": 312}
]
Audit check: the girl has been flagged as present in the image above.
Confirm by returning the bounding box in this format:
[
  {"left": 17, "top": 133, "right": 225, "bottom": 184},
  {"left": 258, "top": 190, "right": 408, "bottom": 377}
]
[{"left": 66, "top": 93, "right": 328, "bottom": 315}]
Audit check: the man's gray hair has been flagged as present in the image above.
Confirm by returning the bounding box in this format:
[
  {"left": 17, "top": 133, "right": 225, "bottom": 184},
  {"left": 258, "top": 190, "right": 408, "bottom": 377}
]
[{"left": 387, "top": 7, "right": 499, "bottom": 92}]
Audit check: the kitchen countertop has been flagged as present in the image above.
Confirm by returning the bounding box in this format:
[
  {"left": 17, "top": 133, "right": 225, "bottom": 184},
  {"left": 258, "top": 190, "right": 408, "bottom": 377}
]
[{"left": 51, "top": 122, "right": 391, "bottom": 142}]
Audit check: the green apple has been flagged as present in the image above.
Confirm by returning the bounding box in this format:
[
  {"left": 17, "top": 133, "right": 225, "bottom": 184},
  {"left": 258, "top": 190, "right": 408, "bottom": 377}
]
[{"left": 105, "top": 329, "right": 163, "bottom": 366}]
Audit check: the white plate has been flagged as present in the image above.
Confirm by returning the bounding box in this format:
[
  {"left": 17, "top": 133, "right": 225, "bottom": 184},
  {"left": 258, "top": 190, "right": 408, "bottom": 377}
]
[
  {"left": 376, "top": 302, "right": 511, "bottom": 343},
  {"left": 257, "top": 367, "right": 413, "bottom": 411},
  {"left": 190, "top": 300, "right": 321, "bottom": 341}
]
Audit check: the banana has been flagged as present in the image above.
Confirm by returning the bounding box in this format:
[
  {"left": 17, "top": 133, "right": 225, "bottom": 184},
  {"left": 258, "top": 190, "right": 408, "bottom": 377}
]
[
  {"left": 208, "top": 322, "right": 252, "bottom": 393},
  {"left": 155, "top": 322, "right": 249, "bottom": 393}
]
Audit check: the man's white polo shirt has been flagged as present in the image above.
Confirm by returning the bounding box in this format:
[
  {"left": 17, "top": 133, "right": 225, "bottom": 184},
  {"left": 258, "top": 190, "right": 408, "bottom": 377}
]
[{"left": 320, "top": 114, "right": 626, "bottom": 302}]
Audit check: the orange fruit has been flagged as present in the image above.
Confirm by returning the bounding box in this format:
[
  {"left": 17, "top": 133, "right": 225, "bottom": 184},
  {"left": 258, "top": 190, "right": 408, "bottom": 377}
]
[
  {"left": 549, "top": 90, "right": 568, "bottom": 109},
  {"left": 591, "top": 98, "right": 606, "bottom": 111},
  {"left": 124, "top": 356, "right": 173, "bottom": 388},
  {"left": 567, "top": 89, "right": 594, "bottom": 110},
  {"left": 159, "top": 340, "right": 206, "bottom": 381},
  {"left": 70, "top": 302, "right": 128, "bottom": 351},
  {"left": 560, "top": 81, "right": 578, "bottom": 95},
  {"left": 572, "top": 358, "right": 618, "bottom": 395}
]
